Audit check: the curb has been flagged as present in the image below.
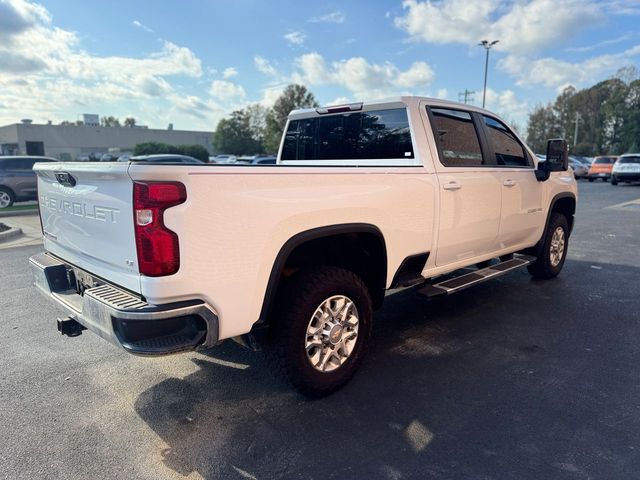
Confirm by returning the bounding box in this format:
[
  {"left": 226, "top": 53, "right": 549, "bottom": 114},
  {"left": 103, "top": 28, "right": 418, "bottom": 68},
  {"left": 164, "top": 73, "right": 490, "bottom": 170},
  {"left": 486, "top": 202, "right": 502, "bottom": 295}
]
[
  {"left": 0, "top": 209, "right": 39, "bottom": 218},
  {"left": 0, "top": 227, "right": 24, "bottom": 243}
]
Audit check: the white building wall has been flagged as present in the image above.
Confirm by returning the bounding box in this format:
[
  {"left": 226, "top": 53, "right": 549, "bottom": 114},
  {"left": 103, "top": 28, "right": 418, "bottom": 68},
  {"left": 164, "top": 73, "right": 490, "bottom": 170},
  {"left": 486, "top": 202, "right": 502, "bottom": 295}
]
[{"left": 0, "top": 123, "right": 213, "bottom": 159}]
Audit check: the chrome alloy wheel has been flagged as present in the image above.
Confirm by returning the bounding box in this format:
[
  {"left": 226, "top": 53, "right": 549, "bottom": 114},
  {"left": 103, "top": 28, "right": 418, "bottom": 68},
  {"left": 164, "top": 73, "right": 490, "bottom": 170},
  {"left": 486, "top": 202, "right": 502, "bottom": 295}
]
[
  {"left": 550, "top": 226, "right": 566, "bottom": 267},
  {"left": 0, "top": 191, "right": 11, "bottom": 208},
  {"left": 305, "top": 295, "right": 359, "bottom": 373}
]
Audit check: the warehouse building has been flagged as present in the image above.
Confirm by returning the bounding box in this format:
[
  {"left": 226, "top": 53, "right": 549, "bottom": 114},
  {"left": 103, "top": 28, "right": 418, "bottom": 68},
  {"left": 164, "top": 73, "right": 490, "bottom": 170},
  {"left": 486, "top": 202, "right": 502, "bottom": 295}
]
[{"left": 0, "top": 116, "right": 213, "bottom": 160}]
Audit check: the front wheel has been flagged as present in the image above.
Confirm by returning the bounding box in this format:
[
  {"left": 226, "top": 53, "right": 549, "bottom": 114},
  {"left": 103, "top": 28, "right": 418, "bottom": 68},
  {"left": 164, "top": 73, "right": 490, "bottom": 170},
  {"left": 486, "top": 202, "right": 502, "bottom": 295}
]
[
  {"left": 0, "top": 187, "right": 15, "bottom": 209},
  {"left": 611, "top": 177, "right": 618, "bottom": 186},
  {"left": 268, "top": 266, "right": 373, "bottom": 397},
  {"left": 527, "top": 213, "right": 569, "bottom": 279}
]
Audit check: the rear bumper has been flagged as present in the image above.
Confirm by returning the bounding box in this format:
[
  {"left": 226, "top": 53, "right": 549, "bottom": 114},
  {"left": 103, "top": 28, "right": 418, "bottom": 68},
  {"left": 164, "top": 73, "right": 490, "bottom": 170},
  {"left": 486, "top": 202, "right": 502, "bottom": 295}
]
[
  {"left": 613, "top": 173, "right": 640, "bottom": 182},
  {"left": 29, "top": 252, "right": 219, "bottom": 356},
  {"left": 587, "top": 172, "right": 611, "bottom": 179}
]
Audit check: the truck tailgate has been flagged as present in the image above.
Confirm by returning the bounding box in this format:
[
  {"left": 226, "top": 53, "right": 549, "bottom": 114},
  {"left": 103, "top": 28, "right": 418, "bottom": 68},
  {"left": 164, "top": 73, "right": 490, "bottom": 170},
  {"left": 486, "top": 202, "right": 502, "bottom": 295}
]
[{"left": 34, "top": 162, "right": 140, "bottom": 293}]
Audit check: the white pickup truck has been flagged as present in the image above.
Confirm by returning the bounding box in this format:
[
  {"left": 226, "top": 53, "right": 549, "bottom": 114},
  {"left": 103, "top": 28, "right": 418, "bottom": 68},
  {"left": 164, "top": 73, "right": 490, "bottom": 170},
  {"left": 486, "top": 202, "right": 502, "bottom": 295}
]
[{"left": 30, "top": 97, "right": 577, "bottom": 396}]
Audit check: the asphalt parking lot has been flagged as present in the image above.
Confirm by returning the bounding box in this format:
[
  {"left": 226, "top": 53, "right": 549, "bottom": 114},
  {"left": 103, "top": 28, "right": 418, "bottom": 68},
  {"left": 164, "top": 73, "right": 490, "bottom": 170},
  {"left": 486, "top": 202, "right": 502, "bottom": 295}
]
[{"left": 1, "top": 182, "right": 639, "bottom": 480}]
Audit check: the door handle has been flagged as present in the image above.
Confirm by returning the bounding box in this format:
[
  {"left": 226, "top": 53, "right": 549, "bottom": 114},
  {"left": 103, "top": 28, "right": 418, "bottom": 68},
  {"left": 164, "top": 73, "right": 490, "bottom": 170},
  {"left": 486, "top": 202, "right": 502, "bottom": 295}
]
[
  {"left": 503, "top": 179, "right": 516, "bottom": 187},
  {"left": 443, "top": 181, "right": 461, "bottom": 191}
]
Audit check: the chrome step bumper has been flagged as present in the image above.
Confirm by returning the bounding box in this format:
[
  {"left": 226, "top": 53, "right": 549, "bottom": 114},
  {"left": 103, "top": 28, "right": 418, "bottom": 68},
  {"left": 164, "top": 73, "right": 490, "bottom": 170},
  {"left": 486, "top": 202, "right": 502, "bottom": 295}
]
[{"left": 29, "top": 252, "right": 219, "bottom": 356}]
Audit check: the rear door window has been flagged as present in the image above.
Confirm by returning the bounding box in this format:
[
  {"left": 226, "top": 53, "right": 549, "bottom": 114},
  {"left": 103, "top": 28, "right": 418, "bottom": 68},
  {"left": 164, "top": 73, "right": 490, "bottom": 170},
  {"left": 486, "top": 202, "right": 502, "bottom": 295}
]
[
  {"left": 428, "top": 108, "right": 484, "bottom": 167},
  {"left": 4, "top": 158, "right": 36, "bottom": 171}
]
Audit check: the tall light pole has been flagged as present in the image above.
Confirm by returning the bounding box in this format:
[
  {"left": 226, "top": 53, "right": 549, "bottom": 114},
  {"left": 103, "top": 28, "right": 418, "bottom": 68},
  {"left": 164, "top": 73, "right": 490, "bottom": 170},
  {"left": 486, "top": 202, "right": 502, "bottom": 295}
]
[{"left": 479, "top": 40, "right": 499, "bottom": 108}]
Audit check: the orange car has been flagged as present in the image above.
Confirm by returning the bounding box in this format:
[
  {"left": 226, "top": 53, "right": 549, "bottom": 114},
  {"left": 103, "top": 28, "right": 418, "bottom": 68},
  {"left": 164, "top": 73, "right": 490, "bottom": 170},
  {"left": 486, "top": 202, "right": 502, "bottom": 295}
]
[{"left": 588, "top": 156, "right": 618, "bottom": 182}]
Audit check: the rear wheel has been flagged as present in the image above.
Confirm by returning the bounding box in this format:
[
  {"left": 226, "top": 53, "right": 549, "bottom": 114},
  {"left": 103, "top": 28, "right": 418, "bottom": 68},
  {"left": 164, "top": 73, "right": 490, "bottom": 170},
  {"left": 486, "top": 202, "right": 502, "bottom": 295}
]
[
  {"left": 588, "top": 178, "right": 594, "bottom": 182},
  {"left": 0, "top": 187, "right": 15, "bottom": 209},
  {"left": 527, "top": 213, "right": 569, "bottom": 279},
  {"left": 602, "top": 177, "right": 608, "bottom": 182},
  {"left": 268, "top": 266, "right": 373, "bottom": 397}
]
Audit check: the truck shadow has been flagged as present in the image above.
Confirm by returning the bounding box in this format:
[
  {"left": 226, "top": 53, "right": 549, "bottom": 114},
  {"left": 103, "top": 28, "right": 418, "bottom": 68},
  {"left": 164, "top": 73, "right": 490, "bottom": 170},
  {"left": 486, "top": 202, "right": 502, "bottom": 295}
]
[{"left": 134, "top": 259, "right": 640, "bottom": 479}]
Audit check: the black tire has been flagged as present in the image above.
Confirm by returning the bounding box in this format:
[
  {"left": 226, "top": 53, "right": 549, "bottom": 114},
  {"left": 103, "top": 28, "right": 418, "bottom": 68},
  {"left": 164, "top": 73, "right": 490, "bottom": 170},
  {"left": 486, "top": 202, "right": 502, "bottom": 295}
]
[
  {"left": 611, "top": 177, "right": 618, "bottom": 186},
  {"left": 588, "top": 178, "right": 594, "bottom": 182},
  {"left": 602, "top": 177, "right": 608, "bottom": 182},
  {"left": 527, "top": 213, "right": 569, "bottom": 279},
  {"left": 0, "top": 187, "right": 15, "bottom": 209},
  {"left": 267, "top": 266, "right": 373, "bottom": 397}
]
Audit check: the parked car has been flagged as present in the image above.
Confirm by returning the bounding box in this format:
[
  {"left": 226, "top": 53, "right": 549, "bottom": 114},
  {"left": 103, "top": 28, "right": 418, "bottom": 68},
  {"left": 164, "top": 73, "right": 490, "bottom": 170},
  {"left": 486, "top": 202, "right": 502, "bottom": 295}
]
[
  {"left": 235, "top": 156, "right": 255, "bottom": 165},
  {"left": 0, "top": 156, "right": 57, "bottom": 208},
  {"left": 100, "top": 153, "right": 119, "bottom": 162},
  {"left": 211, "top": 154, "right": 237, "bottom": 164},
  {"left": 569, "top": 157, "right": 588, "bottom": 179},
  {"left": 121, "top": 154, "right": 204, "bottom": 164},
  {"left": 252, "top": 156, "right": 277, "bottom": 165},
  {"left": 611, "top": 153, "right": 640, "bottom": 185},
  {"left": 588, "top": 155, "right": 618, "bottom": 182},
  {"left": 116, "top": 152, "right": 133, "bottom": 162},
  {"left": 31, "top": 97, "right": 576, "bottom": 396}
]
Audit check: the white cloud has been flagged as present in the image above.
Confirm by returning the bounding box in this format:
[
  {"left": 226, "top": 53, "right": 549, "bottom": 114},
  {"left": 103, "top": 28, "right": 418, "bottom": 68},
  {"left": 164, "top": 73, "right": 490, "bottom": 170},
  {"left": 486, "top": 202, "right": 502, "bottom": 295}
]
[
  {"left": 284, "top": 31, "right": 306, "bottom": 45},
  {"left": 484, "top": 88, "right": 529, "bottom": 121},
  {"left": 292, "top": 52, "right": 435, "bottom": 99},
  {"left": 309, "top": 10, "right": 345, "bottom": 24},
  {"left": 132, "top": 20, "right": 153, "bottom": 33},
  {"left": 222, "top": 67, "right": 238, "bottom": 78},
  {"left": 0, "top": 0, "right": 49, "bottom": 38},
  {"left": 0, "top": 0, "right": 216, "bottom": 129},
  {"left": 254, "top": 55, "right": 278, "bottom": 77},
  {"left": 436, "top": 88, "right": 448, "bottom": 99},
  {"left": 565, "top": 34, "right": 635, "bottom": 53},
  {"left": 607, "top": 0, "right": 640, "bottom": 15},
  {"left": 499, "top": 45, "right": 640, "bottom": 88},
  {"left": 209, "top": 80, "right": 246, "bottom": 102},
  {"left": 258, "top": 86, "right": 285, "bottom": 107},
  {"left": 394, "top": 0, "right": 601, "bottom": 55}
]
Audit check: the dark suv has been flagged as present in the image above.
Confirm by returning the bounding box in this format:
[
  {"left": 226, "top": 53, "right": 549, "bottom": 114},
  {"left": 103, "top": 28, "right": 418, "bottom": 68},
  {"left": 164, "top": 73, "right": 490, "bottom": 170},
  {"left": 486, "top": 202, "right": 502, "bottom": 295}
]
[{"left": 0, "top": 156, "right": 57, "bottom": 208}]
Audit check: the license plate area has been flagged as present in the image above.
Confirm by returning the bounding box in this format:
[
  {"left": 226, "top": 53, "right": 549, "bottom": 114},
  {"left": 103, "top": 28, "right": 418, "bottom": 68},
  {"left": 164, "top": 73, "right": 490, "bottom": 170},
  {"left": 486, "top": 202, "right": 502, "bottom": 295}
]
[{"left": 66, "top": 265, "right": 103, "bottom": 296}]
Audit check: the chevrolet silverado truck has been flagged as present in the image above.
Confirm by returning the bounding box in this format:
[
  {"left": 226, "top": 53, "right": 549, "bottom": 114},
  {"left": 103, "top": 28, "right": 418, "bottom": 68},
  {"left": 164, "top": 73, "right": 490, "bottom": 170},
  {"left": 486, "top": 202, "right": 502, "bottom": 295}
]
[{"left": 30, "top": 97, "right": 577, "bottom": 397}]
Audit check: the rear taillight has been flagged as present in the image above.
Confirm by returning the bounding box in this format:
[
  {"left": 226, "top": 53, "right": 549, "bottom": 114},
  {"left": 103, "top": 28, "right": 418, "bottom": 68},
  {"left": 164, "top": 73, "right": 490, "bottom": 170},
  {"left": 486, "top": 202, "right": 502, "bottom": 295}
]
[{"left": 133, "top": 182, "right": 186, "bottom": 277}]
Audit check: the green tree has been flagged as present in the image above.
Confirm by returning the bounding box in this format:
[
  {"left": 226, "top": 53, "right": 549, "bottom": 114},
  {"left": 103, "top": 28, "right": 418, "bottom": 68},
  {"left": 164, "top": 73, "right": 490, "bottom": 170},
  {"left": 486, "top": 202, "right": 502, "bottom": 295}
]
[
  {"left": 263, "top": 84, "right": 319, "bottom": 153},
  {"left": 100, "top": 116, "right": 121, "bottom": 127},
  {"left": 526, "top": 104, "right": 560, "bottom": 153},
  {"left": 213, "top": 108, "right": 264, "bottom": 155},
  {"left": 124, "top": 117, "right": 137, "bottom": 127}
]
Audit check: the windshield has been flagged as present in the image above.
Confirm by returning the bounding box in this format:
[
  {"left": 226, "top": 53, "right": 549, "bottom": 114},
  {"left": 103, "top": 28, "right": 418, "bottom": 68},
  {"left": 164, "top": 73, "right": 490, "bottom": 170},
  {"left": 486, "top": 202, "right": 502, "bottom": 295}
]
[
  {"left": 619, "top": 156, "right": 640, "bottom": 164},
  {"left": 594, "top": 157, "right": 616, "bottom": 164}
]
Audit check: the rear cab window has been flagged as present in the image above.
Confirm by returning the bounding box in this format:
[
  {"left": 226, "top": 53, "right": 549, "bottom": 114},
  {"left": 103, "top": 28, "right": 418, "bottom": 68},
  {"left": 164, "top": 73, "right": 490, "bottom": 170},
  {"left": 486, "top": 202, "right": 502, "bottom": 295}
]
[{"left": 281, "top": 106, "right": 415, "bottom": 165}]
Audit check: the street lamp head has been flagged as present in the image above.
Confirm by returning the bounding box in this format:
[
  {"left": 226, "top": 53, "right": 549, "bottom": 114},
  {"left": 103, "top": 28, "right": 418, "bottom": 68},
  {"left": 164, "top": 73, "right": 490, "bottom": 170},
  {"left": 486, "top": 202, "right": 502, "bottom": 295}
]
[{"left": 479, "top": 39, "right": 499, "bottom": 49}]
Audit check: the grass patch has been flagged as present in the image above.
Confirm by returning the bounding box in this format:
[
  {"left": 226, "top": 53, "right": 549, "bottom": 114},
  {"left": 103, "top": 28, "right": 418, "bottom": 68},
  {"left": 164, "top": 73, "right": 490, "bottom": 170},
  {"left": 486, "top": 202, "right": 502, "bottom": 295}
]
[{"left": 0, "top": 204, "right": 38, "bottom": 213}]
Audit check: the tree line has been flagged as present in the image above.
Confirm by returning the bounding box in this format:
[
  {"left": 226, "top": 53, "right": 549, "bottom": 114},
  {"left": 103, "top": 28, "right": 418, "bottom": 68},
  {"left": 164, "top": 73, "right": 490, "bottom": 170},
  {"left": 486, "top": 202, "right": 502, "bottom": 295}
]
[
  {"left": 213, "top": 84, "right": 319, "bottom": 155},
  {"left": 527, "top": 67, "right": 640, "bottom": 156},
  {"left": 59, "top": 116, "right": 138, "bottom": 127}
]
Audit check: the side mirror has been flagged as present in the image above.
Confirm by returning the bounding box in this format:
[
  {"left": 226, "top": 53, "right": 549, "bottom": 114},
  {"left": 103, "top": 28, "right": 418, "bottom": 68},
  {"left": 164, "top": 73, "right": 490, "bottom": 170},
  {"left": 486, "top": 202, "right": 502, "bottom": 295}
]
[
  {"left": 545, "top": 138, "right": 568, "bottom": 171},
  {"left": 536, "top": 138, "right": 568, "bottom": 182}
]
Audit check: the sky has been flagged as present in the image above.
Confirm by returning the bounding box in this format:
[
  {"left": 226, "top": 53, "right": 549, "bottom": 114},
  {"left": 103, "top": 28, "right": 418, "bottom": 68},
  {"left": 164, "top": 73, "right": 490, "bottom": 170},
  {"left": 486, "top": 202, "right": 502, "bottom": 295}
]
[{"left": 1, "top": 0, "right": 639, "bottom": 132}]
